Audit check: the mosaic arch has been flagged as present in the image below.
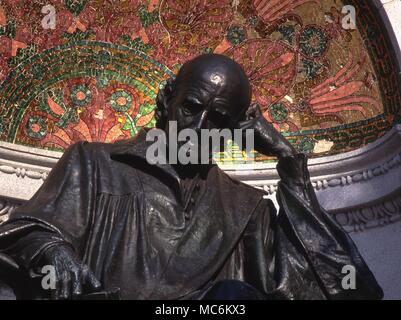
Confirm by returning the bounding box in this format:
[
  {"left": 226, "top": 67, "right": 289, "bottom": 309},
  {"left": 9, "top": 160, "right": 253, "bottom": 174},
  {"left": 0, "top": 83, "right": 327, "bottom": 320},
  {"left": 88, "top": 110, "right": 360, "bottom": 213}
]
[{"left": 0, "top": 0, "right": 400, "bottom": 162}]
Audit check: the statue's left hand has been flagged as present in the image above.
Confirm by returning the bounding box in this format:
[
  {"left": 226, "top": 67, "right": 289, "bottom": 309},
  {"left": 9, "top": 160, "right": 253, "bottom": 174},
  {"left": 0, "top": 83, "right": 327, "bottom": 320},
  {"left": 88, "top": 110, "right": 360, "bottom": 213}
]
[
  {"left": 36, "top": 243, "right": 102, "bottom": 299},
  {"left": 238, "top": 103, "right": 296, "bottom": 158}
]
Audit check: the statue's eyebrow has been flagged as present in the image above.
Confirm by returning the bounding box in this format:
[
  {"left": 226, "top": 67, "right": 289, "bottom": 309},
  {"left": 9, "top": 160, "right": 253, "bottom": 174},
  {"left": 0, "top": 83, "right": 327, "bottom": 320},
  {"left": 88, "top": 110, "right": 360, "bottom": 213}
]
[
  {"left": 184, "top": 95, "right": 203, "bottom": 106},
  {"left": 212, "top": 97, "right": 230, "bottom": 113}
]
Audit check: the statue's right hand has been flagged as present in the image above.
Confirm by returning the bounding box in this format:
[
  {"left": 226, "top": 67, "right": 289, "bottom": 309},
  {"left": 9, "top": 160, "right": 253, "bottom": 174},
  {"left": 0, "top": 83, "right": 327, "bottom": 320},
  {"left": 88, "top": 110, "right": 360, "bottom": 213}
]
[{"left": 38, "top": 244, "right": 102, "bottom": 299}]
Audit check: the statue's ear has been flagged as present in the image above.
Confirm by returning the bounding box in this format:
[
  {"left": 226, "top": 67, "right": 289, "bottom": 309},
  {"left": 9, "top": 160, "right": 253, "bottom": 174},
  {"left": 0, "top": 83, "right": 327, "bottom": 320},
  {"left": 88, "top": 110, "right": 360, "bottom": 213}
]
[{"left": 155, "top": 76, "right": 176, "bottom": 129}]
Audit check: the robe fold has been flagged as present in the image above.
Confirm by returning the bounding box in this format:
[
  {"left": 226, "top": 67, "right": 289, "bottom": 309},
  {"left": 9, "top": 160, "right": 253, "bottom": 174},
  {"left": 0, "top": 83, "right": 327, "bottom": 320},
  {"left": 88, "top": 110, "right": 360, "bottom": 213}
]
[{"left": 0, "top": 130, "right": 383, "bottom": 299}]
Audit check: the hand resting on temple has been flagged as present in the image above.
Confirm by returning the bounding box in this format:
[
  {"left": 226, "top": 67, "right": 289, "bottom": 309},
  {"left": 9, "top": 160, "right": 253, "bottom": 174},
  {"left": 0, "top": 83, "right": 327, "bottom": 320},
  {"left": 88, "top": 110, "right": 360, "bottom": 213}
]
[{"left": 238, "top": 103, "right": 296, "bottom": 159}]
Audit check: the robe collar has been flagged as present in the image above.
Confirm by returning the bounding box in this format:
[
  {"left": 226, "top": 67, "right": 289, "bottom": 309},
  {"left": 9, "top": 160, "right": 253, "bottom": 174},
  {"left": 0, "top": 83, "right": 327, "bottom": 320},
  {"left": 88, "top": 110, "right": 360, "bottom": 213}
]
[
  {"left": 110, "top": 129, "right": 216, "bottom": 188},
  {"left": 110, "top": 128, "right": 181, "bottom": 187}
]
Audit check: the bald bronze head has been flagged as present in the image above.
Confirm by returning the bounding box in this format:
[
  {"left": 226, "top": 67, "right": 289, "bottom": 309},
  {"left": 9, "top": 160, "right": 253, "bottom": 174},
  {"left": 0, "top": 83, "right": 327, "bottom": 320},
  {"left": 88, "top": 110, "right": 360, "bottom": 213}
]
[{"left": 156, "top": 54, "right": 252, "bottom": 133}]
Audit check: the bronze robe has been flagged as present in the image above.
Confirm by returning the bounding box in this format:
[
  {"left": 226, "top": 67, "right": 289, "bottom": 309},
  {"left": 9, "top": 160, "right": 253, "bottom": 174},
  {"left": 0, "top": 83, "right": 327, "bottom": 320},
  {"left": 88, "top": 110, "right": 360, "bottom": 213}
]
[{"left": 0, "top": 130, "right": 383, "bottom": 299}]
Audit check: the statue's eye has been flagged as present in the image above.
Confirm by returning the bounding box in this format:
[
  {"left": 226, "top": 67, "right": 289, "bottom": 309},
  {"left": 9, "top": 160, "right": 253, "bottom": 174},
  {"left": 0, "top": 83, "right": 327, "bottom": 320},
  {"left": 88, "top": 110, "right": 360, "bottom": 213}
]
[{"left": 181, "top": 102, "right": 203, "bottom": 116}]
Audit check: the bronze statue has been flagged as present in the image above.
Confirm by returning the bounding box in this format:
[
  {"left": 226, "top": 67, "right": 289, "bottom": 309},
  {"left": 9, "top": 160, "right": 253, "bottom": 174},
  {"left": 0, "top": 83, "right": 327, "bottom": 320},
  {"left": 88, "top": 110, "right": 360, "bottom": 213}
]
[{"left": 0, "top": 54, "right": 382, "bottom": 300}]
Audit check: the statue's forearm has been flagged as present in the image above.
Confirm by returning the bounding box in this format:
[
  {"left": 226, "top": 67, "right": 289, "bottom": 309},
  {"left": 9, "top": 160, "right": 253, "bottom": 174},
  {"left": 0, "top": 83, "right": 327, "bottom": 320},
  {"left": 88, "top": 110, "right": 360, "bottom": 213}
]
[
  {"left": 275, "top": 154, "right": 383, "bottom": 299},
  {"left": 253, "top": 132, "right": 296, "bottom": 160},
  {"left": 2, "top": 227, "right": 68, "bottom": 270},
  {"left": 276, "top": 153, "right": 313, "bottom": 204}
]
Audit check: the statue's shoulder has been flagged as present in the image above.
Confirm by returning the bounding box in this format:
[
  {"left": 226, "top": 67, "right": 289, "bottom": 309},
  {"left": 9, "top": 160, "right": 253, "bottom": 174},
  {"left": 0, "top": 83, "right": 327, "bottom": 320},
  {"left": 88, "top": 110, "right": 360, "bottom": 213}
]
[{"left": 62, "top": 140, "right": 118, "bottom": 162}]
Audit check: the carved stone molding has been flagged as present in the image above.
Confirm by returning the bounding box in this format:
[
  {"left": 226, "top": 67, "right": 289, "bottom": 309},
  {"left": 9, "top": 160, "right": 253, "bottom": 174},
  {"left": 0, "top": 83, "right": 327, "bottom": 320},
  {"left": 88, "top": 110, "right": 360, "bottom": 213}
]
[
  {"left": 0, "top": 165, "right": 48, "bottom": 180},
  {"left": 332, "top": 188, "right": 401, "bottom": 233},
  {"left": 237, "top": 149, "right": 401, "bottom": 196}
]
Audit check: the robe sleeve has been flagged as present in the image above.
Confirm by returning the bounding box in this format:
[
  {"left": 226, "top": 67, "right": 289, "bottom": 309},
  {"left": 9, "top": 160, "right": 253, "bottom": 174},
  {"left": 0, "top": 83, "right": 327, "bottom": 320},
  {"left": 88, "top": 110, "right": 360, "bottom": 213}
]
[
  {"left": 0, "top": 141, "right": 97, "bottom": 270},
  {"left": 274, "top": 153, "right": 383, "bottom": 300}
]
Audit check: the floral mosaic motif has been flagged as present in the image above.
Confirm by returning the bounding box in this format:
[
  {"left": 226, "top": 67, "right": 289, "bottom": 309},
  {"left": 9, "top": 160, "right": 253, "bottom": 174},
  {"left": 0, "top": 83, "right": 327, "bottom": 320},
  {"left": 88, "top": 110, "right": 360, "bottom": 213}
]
[
  {"left": 227, "top": 26, "right": 247, "bottom": 46},
  {"left": 70, "top": 84, "right": 92, "bottom": 107},
  {"left": 0, "top": 41, "right": 171, "bottom": 150},
  {"left": 0, "top": 0, "right": 399, "bottom": 160},
  {"left": 228, "top": 39, "right": 297, "bottom": 110},
  {"left": 299, "top": 25, "right": 329, "bottom": 58},
  {"left": 303, "top": 51, "right": 381, "bottom": 122},
  {"left": 110, "top": 90, "right": 133, "bottom": 113},
  {"left": 25, "top": 116, "right": 48, "bottom": 140},
  {"left": 269, "top": 103, "right": 288, "bottom": 123},
  {"left": 23, "top": 76, "right": 158, "bottom": 149}
]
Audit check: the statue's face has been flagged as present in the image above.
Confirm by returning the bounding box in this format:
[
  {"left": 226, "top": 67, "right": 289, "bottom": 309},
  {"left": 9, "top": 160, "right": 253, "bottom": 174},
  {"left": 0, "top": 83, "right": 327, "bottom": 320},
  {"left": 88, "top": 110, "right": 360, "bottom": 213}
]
[
  {"left": 164, "top": 54, "right": 251, "bottom": 156},
  {"left": 166, "top": 54, "right": 251, "bottom": 132}
]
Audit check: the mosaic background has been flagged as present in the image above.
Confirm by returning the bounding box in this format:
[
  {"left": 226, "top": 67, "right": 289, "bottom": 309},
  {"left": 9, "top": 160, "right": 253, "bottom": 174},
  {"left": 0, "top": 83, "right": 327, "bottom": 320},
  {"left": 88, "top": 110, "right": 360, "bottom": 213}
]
[{"left": 0, "top": 0, "right": 400, "bottom": 162}]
